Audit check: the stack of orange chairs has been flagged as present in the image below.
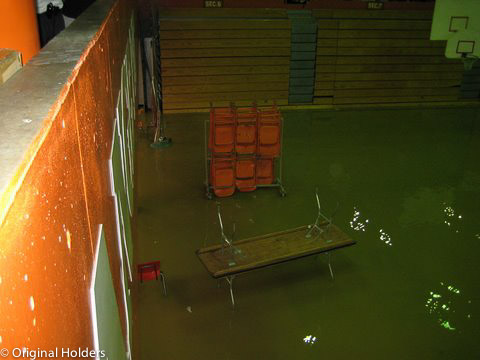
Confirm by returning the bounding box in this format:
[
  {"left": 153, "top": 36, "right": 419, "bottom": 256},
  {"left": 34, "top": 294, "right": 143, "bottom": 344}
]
[{"left": 209, "top": 104, "right": 282, "bottom": 197}]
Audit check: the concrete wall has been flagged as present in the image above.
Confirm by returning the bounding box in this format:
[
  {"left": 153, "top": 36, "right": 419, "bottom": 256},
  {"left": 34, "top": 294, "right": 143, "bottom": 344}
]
[{"left": 0, "top": 0, "right": 136, "bottom": 357}]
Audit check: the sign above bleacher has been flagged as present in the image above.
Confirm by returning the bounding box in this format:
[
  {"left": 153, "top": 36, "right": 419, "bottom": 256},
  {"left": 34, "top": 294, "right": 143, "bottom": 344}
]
[
  {"left": 204, "top": 0, "right": 223, "bottom": 8},
  {"left": 367, "top": 2, "right": 384, "bottom": 10}
]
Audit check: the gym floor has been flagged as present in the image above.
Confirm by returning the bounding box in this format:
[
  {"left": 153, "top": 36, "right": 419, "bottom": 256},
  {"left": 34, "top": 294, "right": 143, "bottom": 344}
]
[{"left": 133, "top": 107, "right": 480, "bottom": 359}]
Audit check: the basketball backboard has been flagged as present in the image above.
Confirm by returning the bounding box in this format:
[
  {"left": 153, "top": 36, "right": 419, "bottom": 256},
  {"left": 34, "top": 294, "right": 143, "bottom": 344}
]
[{"left": 431, "top": 0, "right": 479, "bottom": 65}]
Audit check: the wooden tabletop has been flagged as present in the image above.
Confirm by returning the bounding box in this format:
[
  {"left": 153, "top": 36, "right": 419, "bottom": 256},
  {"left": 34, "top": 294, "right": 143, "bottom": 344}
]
[{"left": 196, "top": 224, "right": 355, "bottom": 278}]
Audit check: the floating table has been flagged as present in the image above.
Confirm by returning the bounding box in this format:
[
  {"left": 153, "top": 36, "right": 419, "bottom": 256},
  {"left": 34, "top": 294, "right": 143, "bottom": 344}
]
[{"left": 196, "top": 223, "right": 355, "bottom": 307}]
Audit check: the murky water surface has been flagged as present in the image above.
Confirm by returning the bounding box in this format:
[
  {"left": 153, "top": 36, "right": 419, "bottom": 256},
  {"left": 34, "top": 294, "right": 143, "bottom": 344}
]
[{"left": 134, "top": 108, "right": 480, "bottom": 359}]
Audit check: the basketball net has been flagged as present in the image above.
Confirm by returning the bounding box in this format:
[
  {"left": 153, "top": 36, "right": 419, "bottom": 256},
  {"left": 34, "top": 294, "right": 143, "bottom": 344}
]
[{"left": 462, "top": 56, "right": 479, "bottom": 71}]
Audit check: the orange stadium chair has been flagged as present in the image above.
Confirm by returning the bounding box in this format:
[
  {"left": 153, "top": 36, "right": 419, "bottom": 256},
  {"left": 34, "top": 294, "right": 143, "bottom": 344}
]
[
  {"left": 235, "top": 106, "right": 257, "bottom": 154},
  {"left": 257, "top": 106, "right": 281, "bottom": 157},
  {"left": 211, "top": 155, "right": 236, "bottom": 197},
  {"left": 256, "top": 158, "right": 275, "bottom": 185},
  {"left": 209, "top": 106, "right": 235, "bottom": 154},
  {"left": 236, "top": 156, "right": 256, "bottom": 192}
]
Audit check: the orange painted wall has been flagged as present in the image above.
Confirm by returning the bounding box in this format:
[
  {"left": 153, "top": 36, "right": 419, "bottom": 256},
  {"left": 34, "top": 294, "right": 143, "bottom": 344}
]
[
  {"left": 0, "top": 0, "right": 40, "bottom": 64},
  {"left": 0, "top": 0, "right": 133, "bottom": 354}
]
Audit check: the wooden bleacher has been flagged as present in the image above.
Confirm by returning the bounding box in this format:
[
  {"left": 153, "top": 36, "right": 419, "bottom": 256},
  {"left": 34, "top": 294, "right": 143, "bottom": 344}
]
[{"left": 157, "top": 8, "right": 478, "bottom": 113}]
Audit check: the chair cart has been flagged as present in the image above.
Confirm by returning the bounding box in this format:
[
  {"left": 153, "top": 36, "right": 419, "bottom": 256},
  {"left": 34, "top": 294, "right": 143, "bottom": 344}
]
[{"left": 204, "top": 103, "right": 286, "bottom": 199}]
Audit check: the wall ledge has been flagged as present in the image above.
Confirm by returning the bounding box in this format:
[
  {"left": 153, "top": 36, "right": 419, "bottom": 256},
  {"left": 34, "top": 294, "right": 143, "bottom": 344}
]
[{"left": 0, "top": 0, "right": 115, "bottom": 225}]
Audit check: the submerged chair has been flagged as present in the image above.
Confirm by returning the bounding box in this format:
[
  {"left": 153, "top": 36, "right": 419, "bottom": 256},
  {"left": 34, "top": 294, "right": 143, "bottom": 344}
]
[{"left": 137, "top": 261, "right": 167, "bottom": 296}]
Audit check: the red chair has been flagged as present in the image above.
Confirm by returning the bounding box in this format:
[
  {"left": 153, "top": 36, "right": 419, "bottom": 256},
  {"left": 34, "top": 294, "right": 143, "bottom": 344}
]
[
  {"left": 257, "top": 106, "right": 281, "bottom": 157},
  {"left": 211, "top": 155, "right": 236, "bottom": 197},
  {"left": 256, "top": 157, "right": 275, "bottom": 185},
  {"left": 137, "top": 261, "right": 167, "bottom": 296},
  {"left": 235, "top": 106, "right": 257, "bottom": 154},
  {"left": 236, "top": 156, "right": 256, "bottom": 192},
  {"left": 209, "top": 107, "right": 235, "bottom": 154}
]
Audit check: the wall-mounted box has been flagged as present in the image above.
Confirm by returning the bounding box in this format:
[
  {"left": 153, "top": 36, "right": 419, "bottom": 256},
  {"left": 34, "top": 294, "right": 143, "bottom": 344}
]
[{"left": 0, "top": 49, "right": 22, "bottom": 85}]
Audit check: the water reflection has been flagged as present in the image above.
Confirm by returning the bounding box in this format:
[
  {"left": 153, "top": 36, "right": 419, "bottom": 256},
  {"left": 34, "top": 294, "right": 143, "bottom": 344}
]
[
  {"left": 303, "top": 335, "right": 317, "bottom": 345},
  {"left": 399, "top": 187, "right": 454, "bottom": 226},
  {"left": 443, "top": 204, "right": 463, "bottom": 232},
  {"left": 425, "top": 282, "right": 472, "bottom": 332},
  {"left": 379, "top": 229, "right": 392, "bottom": 246},
  {"left": 350, "top": 207, "right": 369, "bottom": 232}
]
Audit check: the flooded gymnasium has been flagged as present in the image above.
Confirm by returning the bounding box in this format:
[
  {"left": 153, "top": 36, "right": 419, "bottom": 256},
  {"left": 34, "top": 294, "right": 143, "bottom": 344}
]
[{"left": 0, "top": 0, "right": 479, "bottom": 359}]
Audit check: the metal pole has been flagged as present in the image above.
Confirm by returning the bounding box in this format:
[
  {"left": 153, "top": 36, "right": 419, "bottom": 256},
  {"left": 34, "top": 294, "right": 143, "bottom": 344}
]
[
  {"left": 204, "top": 119, "right": 210, "bottom": 196},
  {"left": 279, "top": 114, "right": 284, "bottom": 183},
  {"left": 278, "top": 114, "right": 285, "bottom": 196},
  {"left": 306, "top": 188, "right": 333, "bottom": 238}
]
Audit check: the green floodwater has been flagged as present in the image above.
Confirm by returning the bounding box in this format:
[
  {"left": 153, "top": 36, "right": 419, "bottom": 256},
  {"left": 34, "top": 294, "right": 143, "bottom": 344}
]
[{"left": 134, "top": 107, "right": 480, "bottom": 360}]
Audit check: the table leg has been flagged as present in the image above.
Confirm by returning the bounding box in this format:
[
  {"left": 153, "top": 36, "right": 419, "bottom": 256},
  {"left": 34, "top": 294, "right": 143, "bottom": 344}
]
[
  {"left": 327, "top": 252, "right": 334, "bottom": 280},
  {"left": 226, "top": 276, "right": 235, "bottom": 309},
  {"left": 160, "top": 271, "right": 167, "bottom": 296}
]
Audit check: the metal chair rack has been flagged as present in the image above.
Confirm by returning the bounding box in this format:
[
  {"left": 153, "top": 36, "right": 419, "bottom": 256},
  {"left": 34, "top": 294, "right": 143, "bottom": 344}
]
[{"left": 204, "top": 103, "right": 286, "bottom": 199}]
